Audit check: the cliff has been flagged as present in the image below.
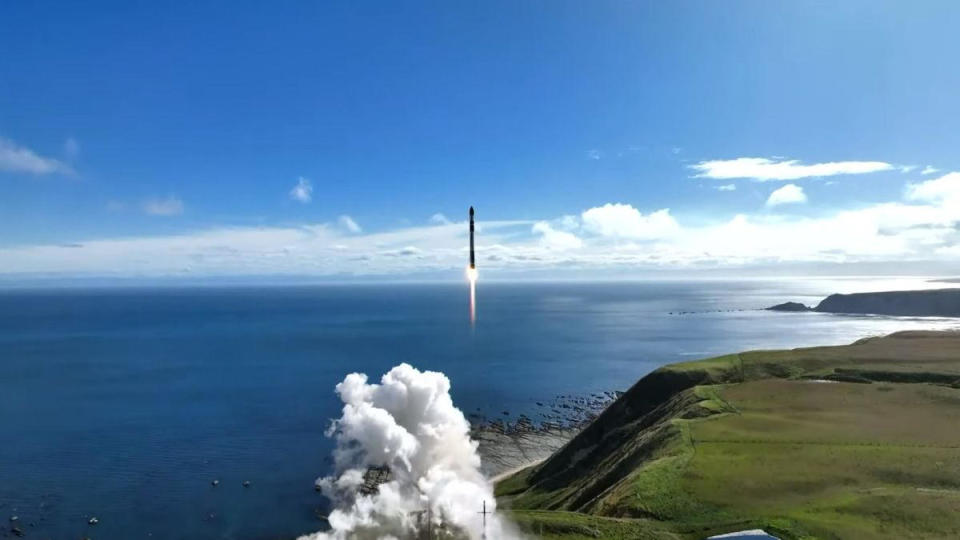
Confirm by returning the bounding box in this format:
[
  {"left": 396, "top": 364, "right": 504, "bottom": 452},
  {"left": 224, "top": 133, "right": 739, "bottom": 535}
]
[
  {"left": 496, "top": 331, "right": 960, "bottom": 539},
  {"left": 814, "top": 288, "right": 960, "bottom": 316}
]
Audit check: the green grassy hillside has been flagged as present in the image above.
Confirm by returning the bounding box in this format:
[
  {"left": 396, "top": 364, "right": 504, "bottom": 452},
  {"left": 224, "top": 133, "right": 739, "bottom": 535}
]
[{"left": 496, "top": 331, "right": 960, "bottom": 539}]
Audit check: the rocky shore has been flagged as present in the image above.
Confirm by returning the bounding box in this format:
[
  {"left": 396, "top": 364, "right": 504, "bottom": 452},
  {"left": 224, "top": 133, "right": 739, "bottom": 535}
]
[{"left": 471, "top": 390, "right": 622, "bottom": 477}]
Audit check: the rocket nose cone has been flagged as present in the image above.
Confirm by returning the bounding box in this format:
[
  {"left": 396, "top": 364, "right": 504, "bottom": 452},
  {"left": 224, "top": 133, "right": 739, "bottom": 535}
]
[{"left": 469, "top": 206, "right": 474, "bottom": 215}]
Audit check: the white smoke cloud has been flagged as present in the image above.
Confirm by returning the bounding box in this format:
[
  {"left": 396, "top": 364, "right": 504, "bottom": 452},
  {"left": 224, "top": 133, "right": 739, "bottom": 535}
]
[{"left": 301, "top": 364, "right": 521, "bottom": 540}]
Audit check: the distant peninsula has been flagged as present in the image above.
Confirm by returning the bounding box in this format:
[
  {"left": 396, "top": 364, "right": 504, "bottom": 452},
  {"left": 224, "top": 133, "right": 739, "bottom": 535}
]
[{"left": 767, "top": 288, "right": 960, "bottom": 317}]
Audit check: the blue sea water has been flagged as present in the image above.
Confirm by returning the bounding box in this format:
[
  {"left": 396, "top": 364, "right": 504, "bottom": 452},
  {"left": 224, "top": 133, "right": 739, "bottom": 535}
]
[{"left": 0, "top": 279, "right": 956, "bottom": 539}]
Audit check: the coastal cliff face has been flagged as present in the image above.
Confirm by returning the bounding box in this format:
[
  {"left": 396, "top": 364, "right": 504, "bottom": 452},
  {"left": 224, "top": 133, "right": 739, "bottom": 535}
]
[
  {"left": 766, "top": 288, "right": 960, "bottom": 317},
  {"left": 497, "top": 331, "right": 960, "bottom": 539},
  {"left": 814, "top": 288, "right": 960, "bottom": 316}
]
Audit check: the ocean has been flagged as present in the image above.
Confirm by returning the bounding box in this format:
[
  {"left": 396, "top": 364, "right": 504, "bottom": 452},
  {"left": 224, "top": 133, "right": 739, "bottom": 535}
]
[{"left": 0, "top": 278, "right": 956, "bottom": 539}]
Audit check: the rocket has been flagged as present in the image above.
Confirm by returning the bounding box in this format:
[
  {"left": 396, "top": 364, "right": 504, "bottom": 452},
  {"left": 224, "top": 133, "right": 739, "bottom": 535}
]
[{"left": 469, "top": 206, "right": 476, "bottom": 269}]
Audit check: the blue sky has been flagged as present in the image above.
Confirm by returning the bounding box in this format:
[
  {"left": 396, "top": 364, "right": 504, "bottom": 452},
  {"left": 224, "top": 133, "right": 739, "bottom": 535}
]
[{"left": 2, "top": 2, "right": 960, "bottom": 280}]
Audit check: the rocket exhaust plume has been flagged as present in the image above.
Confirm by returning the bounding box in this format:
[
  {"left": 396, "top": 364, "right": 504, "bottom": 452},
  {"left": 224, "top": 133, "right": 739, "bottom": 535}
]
[
  {"left": 467, "top": 206, "right": 477, "bottom": 323},
  {"left": 301, "top": 364, "right": 521, "bottom": 540}
]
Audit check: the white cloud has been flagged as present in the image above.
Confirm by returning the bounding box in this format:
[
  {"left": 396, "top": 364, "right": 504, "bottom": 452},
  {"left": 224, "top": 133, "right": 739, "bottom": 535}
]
[
  {"left": 905, "top": 172, "right": 960, "bottom": 205},
  {"left": 142, "top": 196, "right": 184, "bottom": 216},
  {"left": 0, "top": 137, "right": 74, "bottom": 175},
  {"left": 922, "top": 166, "right": 940, "bottom": 175},
  {"left": 8, "top": 172, "right": 960, "bottom": 279},
  {"left": 690, "top": 157, "right": 893, "bottom": 181},
  {"left": 338, "top": 215, "right": 362, "bottom": 234},
  {"left": 289, "top": 177, "right": 312, "bottom": 203},
  {"left": 532, "top": 221, "right": 582, "bottom": 250},
  {"left": 558, "top": 214, "right": 580, "bottom": 231},
  {"left": 586, "top": 149, "right": 602, "bottom": 160},
  {"left": 716, "top": 184, "right": 737, "bottom": 191},
  {"left": 429, "top": 213, "right": 451, "bottom": 225},
  {"left": 766, "top": 184, "right": 807, "bottom": 206},
  {"left": 580, "top": 203, "right": 679, "bottom": 240},
  {"left": 900, "top": 165, "right": 917, "bottom": 173}
]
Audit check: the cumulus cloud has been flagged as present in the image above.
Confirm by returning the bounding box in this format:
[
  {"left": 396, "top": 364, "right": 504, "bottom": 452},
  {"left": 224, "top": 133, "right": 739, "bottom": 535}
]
[
  {"left": 430, "top": 213, "right": 452, "bottom": 225},
  {"left": 690, "top": 157, "right": 893, "bottom": 181},
  {"left": 766, "top": 184, "right": 807, "bottom": 207},
  {"left": 532, "top": 221, "right": 583, "bottom": 250},
  {"left": 0, "top": 137, "right": 74, "bottom": 175},
  {"left": 905, "top": 172, "right": 960, "bottom": 205},
  {"left": 557, "top": 214, "right": 580, "bottom": 231},
  {"left": 580, "top": 203, "right": 679, "bottom": 240},
  {"left": 716, "top": 184, "right": 737, "bottom": 191},
  {"left": 339, "top": 215, "right": 362, "bottom": 234},
  {"left": 142, "top": 196, "right": 184, "bottom": 216},
  {"left": 290, "top": 177, "right": 313, "bottom": 203},
  {"left": 302, "top": 364, "right": 519, "bottom": 540},
  {"left": 9, "top": 170, "right": 960, "bottom": 278}
]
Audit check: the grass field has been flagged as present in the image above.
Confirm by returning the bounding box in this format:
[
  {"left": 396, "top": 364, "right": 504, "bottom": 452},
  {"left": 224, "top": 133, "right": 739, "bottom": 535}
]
[{"left": 497, "top": 331, "right": 960, "bottom": 539}]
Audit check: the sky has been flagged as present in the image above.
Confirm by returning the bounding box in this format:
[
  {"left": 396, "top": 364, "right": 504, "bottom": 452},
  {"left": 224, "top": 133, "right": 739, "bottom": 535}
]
[{"left": 2, "top": 1, "right": 960, "bottom": 282}]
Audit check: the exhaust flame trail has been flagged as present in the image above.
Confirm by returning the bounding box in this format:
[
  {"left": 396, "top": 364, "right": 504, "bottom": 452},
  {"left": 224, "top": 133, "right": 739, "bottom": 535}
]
[
  {"left": 466, "top": 267, "right": 478, "bottom": 324},
  {"left": 467, "top": 206, "right": 477, "bottom": 324}
]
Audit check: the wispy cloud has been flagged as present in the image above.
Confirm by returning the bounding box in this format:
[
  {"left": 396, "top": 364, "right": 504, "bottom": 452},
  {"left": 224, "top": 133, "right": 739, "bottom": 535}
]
[
  {"left": 586, "top": 149, "right": 602, "bottom": 160},
  {"left": 289, "top": 177, "right": 312, "bottom": 203},
  {"left": 766, "top": 184, "right": 807, "bottom": 206},
  {"left": 0, "top": 137, "right": 74, "bottom": 175},
  {"left": 382, "top": 246, "right": 422, "bottom": 257},
  {"left": 716, "top": 184, "right": 736, "bottom": 191},
  {"left": 339, "top": 215, "right": 362, "bottom": 233},
  {"left": 142, "top": 196, "right": 184, "bottom": 216},
  {"left": 7, "top": 172, "right": 960, "bottom": 278},
  {"left": 429, "top": 213, "right": 451, "bottom": 225},
  {"left": 690, "top": 157, "right": 893, "bottom": 181},
  {"left": 922, "top": 166, "right": 940, "bottom": 175}
]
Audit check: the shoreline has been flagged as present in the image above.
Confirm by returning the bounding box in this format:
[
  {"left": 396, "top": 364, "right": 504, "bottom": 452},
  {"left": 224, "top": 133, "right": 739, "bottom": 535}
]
[
  {"left": 490, "top": 458, "right": 545, "bottom": 483},
  {"left": 470, "top": 390, "right": 621, "bottom": 478}
]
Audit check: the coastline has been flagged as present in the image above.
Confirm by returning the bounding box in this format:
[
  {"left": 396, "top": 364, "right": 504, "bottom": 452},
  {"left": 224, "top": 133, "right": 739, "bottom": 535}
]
[
  {"left": 475, "top": 424, "right": 576, "bottom": 478},
  {"left": 496, "top": 331, "right": 960, "bottom": 539},
  {"left": 470, "top": 390, "right": 621, "bottom": 478}
]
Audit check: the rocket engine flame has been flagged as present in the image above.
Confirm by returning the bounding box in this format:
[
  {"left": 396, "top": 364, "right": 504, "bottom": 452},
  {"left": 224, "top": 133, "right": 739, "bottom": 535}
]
[
  {"left": 467, "top": 206, "right": 477, "bottom": 324},
  {"left": 466, "top": 267, "right": 477, "bottom": 323}
]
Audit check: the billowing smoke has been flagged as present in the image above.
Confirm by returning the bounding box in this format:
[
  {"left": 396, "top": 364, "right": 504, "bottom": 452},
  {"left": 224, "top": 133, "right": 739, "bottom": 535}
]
[{"left": 300, "top": 363, "right": 521, "bottom": 540}]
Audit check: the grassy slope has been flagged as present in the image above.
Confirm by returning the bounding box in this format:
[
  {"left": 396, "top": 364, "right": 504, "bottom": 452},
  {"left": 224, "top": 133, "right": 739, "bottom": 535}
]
[{"left": 497, "top": 331, "right": 960, "bottom": 539}]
